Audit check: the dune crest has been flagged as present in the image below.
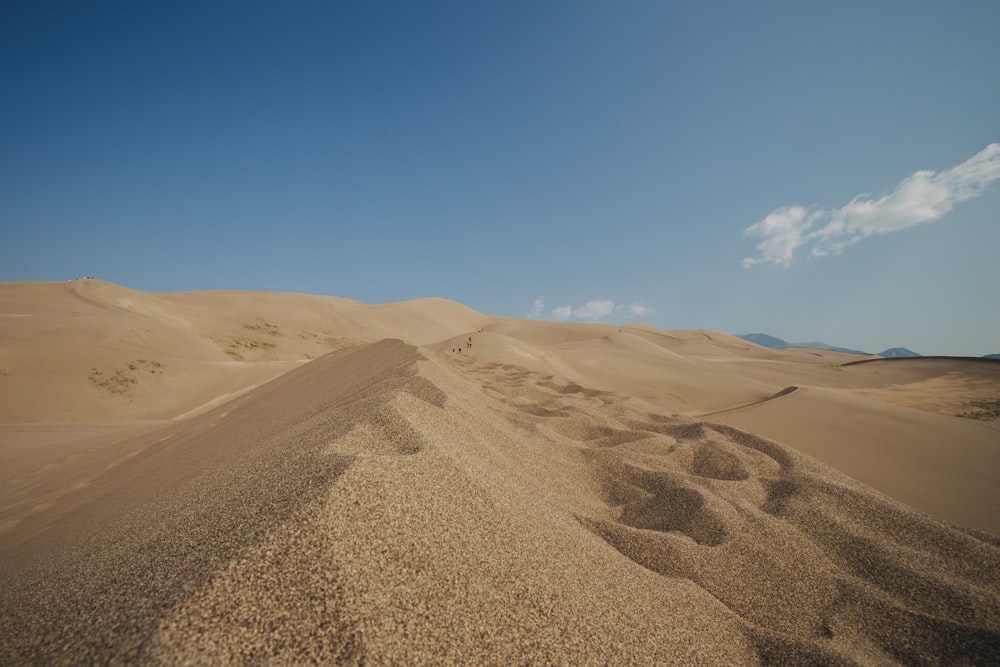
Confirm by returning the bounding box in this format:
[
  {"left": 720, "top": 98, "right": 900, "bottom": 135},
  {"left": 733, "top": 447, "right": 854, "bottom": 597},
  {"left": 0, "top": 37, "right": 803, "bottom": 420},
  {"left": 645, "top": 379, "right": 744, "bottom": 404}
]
[
  {"left": 2, "top": 281, "right": 999, "bottom": 663},
  {"left": 2, "top": 338, "right": 998, "bottom": 664}
]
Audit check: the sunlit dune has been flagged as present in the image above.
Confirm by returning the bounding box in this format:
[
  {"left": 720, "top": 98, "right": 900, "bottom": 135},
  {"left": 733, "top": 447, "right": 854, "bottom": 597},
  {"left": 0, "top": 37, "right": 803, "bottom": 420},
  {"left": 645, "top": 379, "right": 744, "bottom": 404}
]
[{"left": 1, "top": 279, "right": 998, "bottom": 664}]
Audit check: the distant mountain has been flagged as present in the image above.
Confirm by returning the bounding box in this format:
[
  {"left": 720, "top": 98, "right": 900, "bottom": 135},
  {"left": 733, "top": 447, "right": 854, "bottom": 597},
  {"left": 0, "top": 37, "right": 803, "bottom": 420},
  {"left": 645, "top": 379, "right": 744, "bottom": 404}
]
[
  {"left": 983, "top": 353, "right": 1000, "bottom": 360},
  {"left": 741, "top": 335, "right": 930, "bottom": 358},
  {"left": 739, "top": 334, "right": 866, "bottom": 355},
  {"left": 794, "top": 341, "right": 868, "bottom": 355},
  {"left": 740, "top": 333, "right": 790, "bottom": 349},
  {"left": 878, "top": 347, "right": 921, "bottom": 358}
]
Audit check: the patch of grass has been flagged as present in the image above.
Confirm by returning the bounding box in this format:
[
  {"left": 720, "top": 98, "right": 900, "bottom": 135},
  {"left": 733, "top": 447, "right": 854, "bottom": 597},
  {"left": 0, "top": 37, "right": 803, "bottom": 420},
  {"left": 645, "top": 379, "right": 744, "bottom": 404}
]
[
  {"left": 230, "top": 339, "right": 275, "bottom": 351},
  {"left": 89, "top": 359, "right": 164, "bottom": 395},
  {"left": 323, "top": 336, "right": 356, "bottom": 349},
  {"left": 242, "top": 321, "right": 280, "bottom": 336},
  {"left": 127, "top": 359, "right": 164, "bottom": 373},
  {"left": 298, "top": 331, "right": 359, "bottom": 350},
  {"left": 225, "top": 339, "right": 276, "bottom": 361},
  {"left": 957, "top": 399, "right": 1000, "bottom": 421}
]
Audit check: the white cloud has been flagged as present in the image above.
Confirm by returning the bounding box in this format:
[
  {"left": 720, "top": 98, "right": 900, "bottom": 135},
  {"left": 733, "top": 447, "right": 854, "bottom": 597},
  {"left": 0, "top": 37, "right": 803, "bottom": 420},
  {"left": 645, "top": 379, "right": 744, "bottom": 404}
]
[
  {"left": 527, "top": 296, "right": 545, "bottom": 318},
  {"left": 742, "top": 143, "right": 1000, "bottom": 267},
  {"left": 741, "top": 205, "right": 817, "bottom": 268},
  {"left": 572, "top": 299, "right": 616, "bottom": 320},
  {"left": 626, "top": 303, "right": 652, "bottom": 317},
  {"left": 544, "top": 299, "right": 652, "bottom": 322}
]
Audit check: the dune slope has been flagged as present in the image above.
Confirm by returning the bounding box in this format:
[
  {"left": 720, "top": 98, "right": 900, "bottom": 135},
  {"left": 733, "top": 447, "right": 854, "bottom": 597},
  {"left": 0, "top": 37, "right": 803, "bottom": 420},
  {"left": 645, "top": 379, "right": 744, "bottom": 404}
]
[
  {"left": 2, "top": 339, "right": 998, "bottom": 665},
  {"left": 0, "top": 279, "right": 491, "bottom": 422},
  {"left": 710, "top": 385, "right": 1000, "bottom": 533}
]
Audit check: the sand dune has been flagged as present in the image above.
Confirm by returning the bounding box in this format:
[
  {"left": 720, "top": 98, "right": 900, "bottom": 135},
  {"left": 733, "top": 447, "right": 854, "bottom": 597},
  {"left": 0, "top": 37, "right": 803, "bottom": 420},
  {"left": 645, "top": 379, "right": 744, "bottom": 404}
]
[
  {"left": 0, "top": 279, "right": 490, "bottom": 422},
  {"left": 710, "top": 385, "right": 1000, "bottom": 534},
  {"left": 1, "top": 280, "right": 999, "bottom": 664}
]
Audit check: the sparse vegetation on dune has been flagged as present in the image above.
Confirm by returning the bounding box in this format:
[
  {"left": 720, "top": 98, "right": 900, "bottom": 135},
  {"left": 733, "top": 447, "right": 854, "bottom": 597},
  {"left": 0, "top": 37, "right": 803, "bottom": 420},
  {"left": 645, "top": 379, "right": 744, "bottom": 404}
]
[
  {"left": 88, "top": 359, "right": 164, "bottom": 395},
  {"left": 242, "top": 321, "right": 280, "bottom": 336},
  {"left": 958, "top": 398, "right": 1000, "bottom": 421},
  {"left": 219, "top": 328, "right": 359, "bottom": 362},
  {"left": 298, "top": 331, "right": 360, "bottom": 350},
  {"left": 224, "top": 339, "right": 276, "bottom": 361}
]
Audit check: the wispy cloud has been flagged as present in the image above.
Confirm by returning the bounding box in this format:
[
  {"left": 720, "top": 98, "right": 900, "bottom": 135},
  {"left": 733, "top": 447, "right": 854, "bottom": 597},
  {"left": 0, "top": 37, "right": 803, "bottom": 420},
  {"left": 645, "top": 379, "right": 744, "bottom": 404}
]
[
  {"left": 548, "top": 299, "right": 652, "bottom": 322},
  {"left": 742, "top": 143, "right": 1000, "bottom": 268},
  {"left": 570, "top": 299, "right": 616, "bottom": 320},
  {"left": 626, "top": 303, "right": 652, "bottom": 317},
  {"left": 552, "top": 304, "right": 573, "bottom": 321},
  {"left": 527, "top": 296, "right": 545, "bottom": 318}
]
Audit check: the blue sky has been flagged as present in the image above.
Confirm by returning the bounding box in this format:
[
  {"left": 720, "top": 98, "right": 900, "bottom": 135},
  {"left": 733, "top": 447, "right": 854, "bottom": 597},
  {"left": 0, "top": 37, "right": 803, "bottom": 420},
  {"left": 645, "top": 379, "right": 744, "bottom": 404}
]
[{"left": 2, "top": 1, "right": 998, "bottom": 355}]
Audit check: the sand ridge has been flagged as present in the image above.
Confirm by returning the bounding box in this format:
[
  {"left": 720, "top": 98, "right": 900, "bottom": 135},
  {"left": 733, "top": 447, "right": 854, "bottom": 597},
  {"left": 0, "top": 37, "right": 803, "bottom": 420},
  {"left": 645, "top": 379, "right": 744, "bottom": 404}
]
[
  {"left": 0, "top": 338, "right": 997, "bottom": 664},
  {"left": 2, "top": 280, "right": 1000, "bottom": 663}
]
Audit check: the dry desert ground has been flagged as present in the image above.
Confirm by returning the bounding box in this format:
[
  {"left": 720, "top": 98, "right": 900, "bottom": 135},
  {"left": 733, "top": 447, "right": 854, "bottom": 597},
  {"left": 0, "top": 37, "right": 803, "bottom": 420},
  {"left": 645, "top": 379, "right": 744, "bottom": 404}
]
[{"left": 1, "top": 278, "right": 999, "bottom": 664}]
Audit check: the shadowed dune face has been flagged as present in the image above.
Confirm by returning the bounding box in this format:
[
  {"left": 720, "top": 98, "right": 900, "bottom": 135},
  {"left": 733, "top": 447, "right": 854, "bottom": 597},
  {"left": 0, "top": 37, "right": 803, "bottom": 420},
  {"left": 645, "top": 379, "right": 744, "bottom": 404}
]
[
  {"left": 2, "top": 281, "right": 1000, "bottom": 664},
  {"left": 0, "top": 340, "right": 438, "bottom": 663}
]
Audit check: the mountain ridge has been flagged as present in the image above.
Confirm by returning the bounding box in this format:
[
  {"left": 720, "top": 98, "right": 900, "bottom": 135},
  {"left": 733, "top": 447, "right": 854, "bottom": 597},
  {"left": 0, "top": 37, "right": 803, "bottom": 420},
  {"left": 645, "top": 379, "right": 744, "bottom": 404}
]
[
  {"left": 739, "top": 333, "right": 868, "bottom": 355},
  {"left": 739, "top": 333, "right": 931, "bottom": 358}
]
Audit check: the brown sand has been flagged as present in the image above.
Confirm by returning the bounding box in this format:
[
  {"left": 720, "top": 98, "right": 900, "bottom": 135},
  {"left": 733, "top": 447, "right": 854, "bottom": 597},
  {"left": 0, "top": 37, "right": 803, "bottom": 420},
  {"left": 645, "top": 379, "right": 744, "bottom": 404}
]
[
  {"left": 709, "top": 385, "right": 1000, "bottom": 534},
  {"left": 1, "top": 280, "right": 999, "bottom": 664}
]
